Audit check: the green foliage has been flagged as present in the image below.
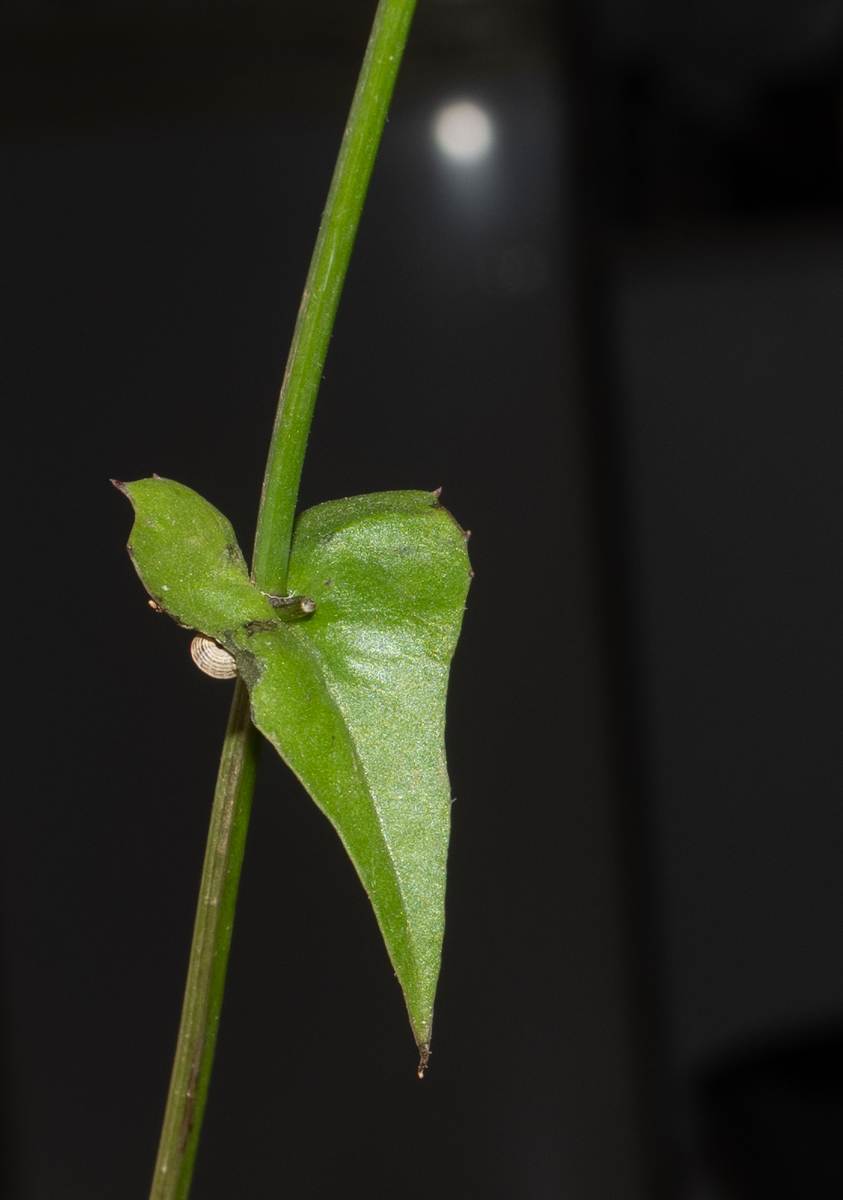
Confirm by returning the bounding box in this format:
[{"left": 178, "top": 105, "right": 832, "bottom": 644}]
[{"left": 117, "top": 476, "right": 471, "bottom": 1052}]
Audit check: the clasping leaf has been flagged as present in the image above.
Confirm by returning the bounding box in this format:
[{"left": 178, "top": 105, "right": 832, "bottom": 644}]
[{"left": 116, "top": 477, "right": 471, "bottom": 1060}]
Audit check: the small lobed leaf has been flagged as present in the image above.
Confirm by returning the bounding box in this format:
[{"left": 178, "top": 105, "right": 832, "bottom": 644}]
[
  {"left": 115, "top": 477, "right": 275, "bottom": 639},
  {"left": 117, "top": 477, "right": 472, "bottom": 1057}
]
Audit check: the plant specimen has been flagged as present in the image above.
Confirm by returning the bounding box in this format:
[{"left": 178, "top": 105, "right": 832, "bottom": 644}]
[{"left": 113, "top": 1, "right": 471, "bottom": 1196}]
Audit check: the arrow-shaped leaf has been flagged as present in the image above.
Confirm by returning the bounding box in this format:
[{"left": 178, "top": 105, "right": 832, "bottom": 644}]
[{"left": 116, "top": 478, "right": 471, "bottom": 1056}]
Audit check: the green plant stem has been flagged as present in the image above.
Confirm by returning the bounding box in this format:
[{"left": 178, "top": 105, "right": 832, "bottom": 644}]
[
  {"left": 149, "top": 2, "right": 417, "bottom": 1196},
  {"left": 253, "top": 0, "right": 418, "bottom": 595},
  {"left": 150, "top": 679, "right": 260, "bottom": 1200}
]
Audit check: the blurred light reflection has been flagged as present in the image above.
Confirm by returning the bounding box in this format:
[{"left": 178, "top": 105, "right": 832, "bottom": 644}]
[{"left": 433, "top": 101, "right": 493, "bottom": 163}]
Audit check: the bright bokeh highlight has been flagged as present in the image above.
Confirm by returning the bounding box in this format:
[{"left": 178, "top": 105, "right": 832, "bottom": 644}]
[{"left": 433, "top": 101, "right": 494, "bottom": 163}]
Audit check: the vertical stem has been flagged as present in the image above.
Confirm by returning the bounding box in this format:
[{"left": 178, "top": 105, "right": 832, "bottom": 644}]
[
  {"left": 149, "top": 2, "right": 417, "bottom": 1196},
  {"left": 252, "top": 0, "right": 418, "bottom": 594},
  {"left": 149, "top": 680, "right": 260, "bottom": 1200}
]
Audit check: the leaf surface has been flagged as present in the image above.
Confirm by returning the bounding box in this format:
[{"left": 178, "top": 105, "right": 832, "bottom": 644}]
[
  {"left": 117, "top": 478, "right": 471, "bottom": 1052},
  {"left": 116, "top": 477, "right": 276, "bottom": 636}
]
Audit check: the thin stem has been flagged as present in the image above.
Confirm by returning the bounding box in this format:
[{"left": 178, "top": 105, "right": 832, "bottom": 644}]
[
  {"left": 253, "top": 0, "right": 418, "bottom": 594},
  {"left": 149, "top": 2, "right": 417, "bottom": 1196},
  {"left": 150, "top": 680, "right": 260, "bottom": 1200}
]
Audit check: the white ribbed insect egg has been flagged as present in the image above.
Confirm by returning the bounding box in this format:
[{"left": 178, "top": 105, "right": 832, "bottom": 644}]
[{"left": 190, "top": 636, "right": 238, "bottom": 680}]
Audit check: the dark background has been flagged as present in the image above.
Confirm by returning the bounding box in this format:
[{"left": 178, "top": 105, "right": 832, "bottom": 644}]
[{"left": 2, "top": 1, "right": 843, "bottom": 1197}]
